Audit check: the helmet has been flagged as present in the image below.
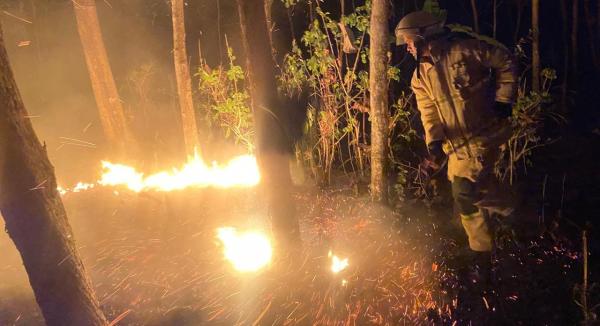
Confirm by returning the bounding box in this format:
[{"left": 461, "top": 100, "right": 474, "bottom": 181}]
[{"left": 394, "top": 11, "right": 445, "bottom": 45}]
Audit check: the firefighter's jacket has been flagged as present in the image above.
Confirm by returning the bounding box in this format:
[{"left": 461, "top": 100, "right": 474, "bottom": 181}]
[{"left": 411, "top": 34, "right": 518, "bottom": 181}]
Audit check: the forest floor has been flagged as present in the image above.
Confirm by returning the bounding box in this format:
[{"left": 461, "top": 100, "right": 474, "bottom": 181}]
[{"left": 0, "top": 177, "right": 585, "bottom": 325}]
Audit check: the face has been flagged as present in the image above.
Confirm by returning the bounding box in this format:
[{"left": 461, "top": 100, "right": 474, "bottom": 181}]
[{"left": 403, "top": 35, "right": 418, "bottom": 59}]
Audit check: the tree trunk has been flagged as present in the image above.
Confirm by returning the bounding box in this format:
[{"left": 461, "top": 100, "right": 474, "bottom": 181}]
[
  {"left": 514, "top": 0, "right": 523, "bottom": 43},
  {"left": 171, "top": 0, "right": 199, "bottom": 156},
  {"left": 572, "top": 0, "right": 579, "bottom": 79},
  {"left": 369, "top": 0, "right": 390, "bottom": 204},
  {"left": 583, "top": 0, "right": 599, "bottom": 70},
  {"left": 73, "top": 0, "right": 134, "bottom": 158},
  {"left": 0, "top": 24, "right": 107, "bottom": 326},
  {"left": 235, "top": 0, "right": 301, "bottom": 252},
  {"left": 493, "top": 0, "right": 497, "bottom": 39},
  {"left": 532, "top": 0, "right": 540, "bottom": 92},
  {"left": 264, "top": 0, "right": 277, "bottom": 61},
  {"left": 470, "top": 0, "right": 480, "bottom": 33},
  {"left": 560, "top": 0, "right": 569, "bottom": 110}
]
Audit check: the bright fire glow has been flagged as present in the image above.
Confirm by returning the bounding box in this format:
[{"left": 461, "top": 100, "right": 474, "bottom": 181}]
[
  {"left": 98, "top": 153, "right": 260, "bottom": 192},
  {"left": 329, "top": 250, "right": 349, "bottom": 273},
  {"left": 217, "top": 227, "right": 272, "bottom": 272},
  {"left": 73, "top": 182, "right": 95, "bottom": 192}
]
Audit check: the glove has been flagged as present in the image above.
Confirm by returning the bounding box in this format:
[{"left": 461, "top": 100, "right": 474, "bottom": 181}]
[
  {"left": 493, "top": 101, "right": 513, "bottom": 119},
  {"left": 420, "top": 140, "right": 445, "bottom": 176},
  {"left": 427, "top": 140, "right": 445, "bottom": 166}
]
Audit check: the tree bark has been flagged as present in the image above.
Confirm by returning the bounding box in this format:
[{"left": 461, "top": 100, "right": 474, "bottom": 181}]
[
  {"left": 560, "top": 0, "right": 569, "bottom": 110},
  {"left": 171, "top": 0, "right": 199, "bottom": 156},
  {"left": 572, "top": 0, "right": 579, "bottom": 80},
  {"left": 0, "top": 24, "right": 107, "bottom": 326},
  {"left": 493, "top": 0, "right": 497, "bottom": 39},
  {"left": 369, "top": 0, "right": 390, "bottom": 204},
  {"left": 532, "top": 0, "right": 541, "bottom": 92},
  {"left": 73, "top": 0, "right": 134, "bottom": 158},
  {"left": 514, "top": 0, "right": 523, "bottom": 43},
  {"left": 235, "top": 0, "right": 301, "bottom": 251},
  {"left": 264, "top": 0, "right": 277, "bottom": 61},
  {"left": 583, "top": 0, "right": 599, "bottom": 70},
  {"left": 470, "top": 0, "right": 480, "bottom": 34}
]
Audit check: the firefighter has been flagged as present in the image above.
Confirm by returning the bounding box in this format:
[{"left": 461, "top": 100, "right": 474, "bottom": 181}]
[{"left": 395, "top": 11, "right": 518, "bottom": 271}]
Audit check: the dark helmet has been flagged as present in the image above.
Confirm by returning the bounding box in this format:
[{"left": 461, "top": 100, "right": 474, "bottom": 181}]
[{"left": 394, "top": 11, "right": 445, "bottom": 45}]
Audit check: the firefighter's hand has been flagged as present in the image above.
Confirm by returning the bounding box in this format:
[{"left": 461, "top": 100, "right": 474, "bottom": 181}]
[
  {"left": 427, "top": 140, "right": 445, "bottom": 166},
  {"left": 419, "top": 158, "right": 440, "bottom": 177},
  {"left": 420, "top": 141, "right": 445, "bottom": 177}
]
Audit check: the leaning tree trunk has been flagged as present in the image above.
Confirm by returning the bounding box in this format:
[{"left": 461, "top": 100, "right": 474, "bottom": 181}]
[
  {"left": 171, "top": 0, "right": 199, "bottom": 156},
  {"left": 532, "top": 0, "right": 540, "bottom": 92},
  {"left": 235, "top": 0, "right": 301, "bottom": 252},
  {"left": 0, "top": 25, "right": 107, "bottom": 326},
  {"left": 369, "top": 0, "right": 390, "bottom": 204},
  {"left": 73, "top": 0, "right": 134, "bottom": 158}
]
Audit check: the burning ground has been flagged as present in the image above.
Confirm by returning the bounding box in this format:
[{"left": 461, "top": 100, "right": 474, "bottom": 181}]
[{"left": 0, "top": 181, "right": 582, "bottom": 325}]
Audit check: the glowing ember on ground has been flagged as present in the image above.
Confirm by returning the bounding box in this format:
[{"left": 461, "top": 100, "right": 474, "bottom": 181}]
[
  {"left": 217, "top": 227, "right": 272, "bottom": 272},
  {"left": 329, "top": 250, "right": 349, "bottom": 273}
]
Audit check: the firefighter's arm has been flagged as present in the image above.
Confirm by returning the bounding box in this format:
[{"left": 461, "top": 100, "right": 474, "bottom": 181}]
[
  {"left": 476, "top": 41, "right": 518, "bottom": 104},
  {"left": 411, "top": 72, "right": 445, "bottom": 145}
]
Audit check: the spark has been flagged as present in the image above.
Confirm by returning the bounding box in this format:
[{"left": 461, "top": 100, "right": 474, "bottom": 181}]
[{"left": 217, "top": 227, "right": 272, "bottom": 272}]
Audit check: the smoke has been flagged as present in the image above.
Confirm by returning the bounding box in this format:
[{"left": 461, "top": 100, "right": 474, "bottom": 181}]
[{"left": 0, "top": 0, "right": 253, "bottom": 185}]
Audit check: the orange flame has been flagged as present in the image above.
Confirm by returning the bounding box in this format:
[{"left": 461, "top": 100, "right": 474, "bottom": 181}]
[
  {"left": 217, "top": 227, "right": 272, "bottom": 272},
  {"left": 98, "top": 153, "right": 260, "bottom": 192}
]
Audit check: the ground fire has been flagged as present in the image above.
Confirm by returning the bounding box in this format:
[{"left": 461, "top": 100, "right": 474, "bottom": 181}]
[{"left": 58, "top": 153, "right": 260, "bottom": 195}]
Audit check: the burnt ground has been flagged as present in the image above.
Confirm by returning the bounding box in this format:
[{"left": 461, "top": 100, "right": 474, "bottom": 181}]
[{"left": 0, "top": 181, "right": 586, "bottom": 325}]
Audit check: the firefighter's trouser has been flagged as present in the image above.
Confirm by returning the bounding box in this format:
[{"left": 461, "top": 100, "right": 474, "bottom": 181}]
[{"left": 452, "top": 177, "right": 492, "bottom": 251}]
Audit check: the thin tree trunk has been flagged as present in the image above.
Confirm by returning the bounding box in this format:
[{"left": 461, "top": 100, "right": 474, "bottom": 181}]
[
  {"left": 73, "top": 0, "right": 134, "bottom": 158},
  {"left": 216, "top": 0, "right": 223, "bottom": 63},
  {"left": 471, "top": 0, "right": 480, "bottom": 33},
  {"left": 560, "top": 0, "right": 569, "bottom": 110},
  {"left": 171, "top": 0, "right": 199, "bottom": 156},
  {"left": 514, "top": 0, "right": 523, "bottom": 43},
  {"left": 264, "top": 0, "right": 277, "bottom": 61},
  {"left": 493, "top": 0, "right": 497, "bottom": 39},
  {"left": 235, "top": 0, "right": 301, "bottom": 251},
  {"left": 583, "top": 0, "right": 599, "bottom": 70},
  {"left": 532, "top": 0, "right": 541, "bottom": 92},
  {"left": 572, "top": 0, "right": 579, "bottom": 79},
  {"left": 369, "top": 0, "right": 389, "bottom": 204},
  {"left": 0, "top": 24, "right": 107, "bottom": 326}
]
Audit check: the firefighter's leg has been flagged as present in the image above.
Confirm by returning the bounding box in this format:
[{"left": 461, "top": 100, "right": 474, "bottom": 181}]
[{"left": 452, "top": 177, "right": 493, "bottom": 252}]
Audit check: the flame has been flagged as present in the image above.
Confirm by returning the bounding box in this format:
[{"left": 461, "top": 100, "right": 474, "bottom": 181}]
[
  {"left": 73, "top": 182, "right": 95, "bottom": 192},
  {"left": 329, "top": 250, "right": 349, "bottom": 274},
  {"left": 217, "top": 227, "right": 272, "bottom": 272},
  {"left": 98, "top": 153, "right": 260, "bottom": 192}
]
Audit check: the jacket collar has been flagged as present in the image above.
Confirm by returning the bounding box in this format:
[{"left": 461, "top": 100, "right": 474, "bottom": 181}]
[{"left": 425, "top": 36, "right": 451, "bottom": 64}]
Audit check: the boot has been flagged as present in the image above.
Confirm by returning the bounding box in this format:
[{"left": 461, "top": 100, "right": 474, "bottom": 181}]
[
  {"left": 471, "top": 251, "right": 492, "bottom": 289},
  {"left": 460, "top": 210, "right": 493, "bottom": 252}
]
